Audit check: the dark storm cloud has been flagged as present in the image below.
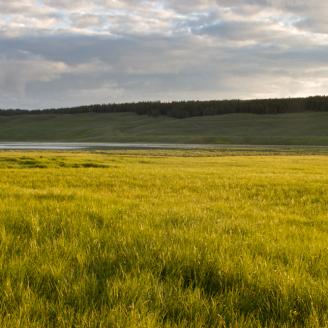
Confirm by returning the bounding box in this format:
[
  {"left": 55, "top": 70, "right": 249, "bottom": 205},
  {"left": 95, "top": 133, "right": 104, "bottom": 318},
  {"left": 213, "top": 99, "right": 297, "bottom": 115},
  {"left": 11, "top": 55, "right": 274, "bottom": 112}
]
[{"left": 0, "top": 0, "right": 327, "bottom": 108}]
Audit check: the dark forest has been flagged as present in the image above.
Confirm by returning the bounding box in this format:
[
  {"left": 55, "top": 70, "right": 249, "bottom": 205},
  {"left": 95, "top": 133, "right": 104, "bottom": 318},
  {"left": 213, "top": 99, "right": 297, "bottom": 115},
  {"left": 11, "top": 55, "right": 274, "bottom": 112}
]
[{"left": 1, "top": 96, "right": 327, "bottom": 119}]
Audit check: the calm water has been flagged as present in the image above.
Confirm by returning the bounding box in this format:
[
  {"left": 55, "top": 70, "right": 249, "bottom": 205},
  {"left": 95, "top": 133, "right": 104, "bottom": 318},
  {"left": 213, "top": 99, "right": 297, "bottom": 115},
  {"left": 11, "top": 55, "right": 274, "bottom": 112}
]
[{"left": 0, "top": 142, "right": 326, "bottom": 151}]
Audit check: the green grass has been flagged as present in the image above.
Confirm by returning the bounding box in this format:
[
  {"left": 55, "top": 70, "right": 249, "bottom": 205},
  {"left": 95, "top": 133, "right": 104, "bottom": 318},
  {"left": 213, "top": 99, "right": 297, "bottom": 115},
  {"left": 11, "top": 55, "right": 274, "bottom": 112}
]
[
  {"left": 2, "top": 111, "right": 328, "bottom": 145},
  {"left": 1, "top": 150, "right": 328, "bottom": 327}
]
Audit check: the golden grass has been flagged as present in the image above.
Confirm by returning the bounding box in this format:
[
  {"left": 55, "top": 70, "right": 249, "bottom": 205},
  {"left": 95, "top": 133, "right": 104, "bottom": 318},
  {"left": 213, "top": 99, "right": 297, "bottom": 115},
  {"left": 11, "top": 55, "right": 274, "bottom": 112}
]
[{"left": 0, "top": 151, "right": 327, "bottom": 327}]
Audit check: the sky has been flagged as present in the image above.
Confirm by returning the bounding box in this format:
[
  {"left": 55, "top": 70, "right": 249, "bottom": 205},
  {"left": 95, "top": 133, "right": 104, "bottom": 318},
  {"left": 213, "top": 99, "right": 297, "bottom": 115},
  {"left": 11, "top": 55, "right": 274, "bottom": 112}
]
[{"left": 0, "top": 0, "right": 328, "bottom": 109}]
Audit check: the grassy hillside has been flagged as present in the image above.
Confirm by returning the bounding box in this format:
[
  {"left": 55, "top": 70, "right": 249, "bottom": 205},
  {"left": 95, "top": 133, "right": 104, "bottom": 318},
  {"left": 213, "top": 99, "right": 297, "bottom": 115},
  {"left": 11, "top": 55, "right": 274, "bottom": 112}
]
[
  {"left": 1, "top": 111, "right": 328, "bottom": 145},
  {"left": 0, "top": 151, "right": 328, "bottom": 327}
]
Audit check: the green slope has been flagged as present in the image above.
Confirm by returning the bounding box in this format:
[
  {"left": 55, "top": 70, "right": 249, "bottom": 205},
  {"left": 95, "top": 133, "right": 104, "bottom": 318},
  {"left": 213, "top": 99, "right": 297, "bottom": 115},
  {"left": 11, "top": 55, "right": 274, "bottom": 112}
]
[{"left": 1, "top": 111, "right": 328, "bottom": 145}]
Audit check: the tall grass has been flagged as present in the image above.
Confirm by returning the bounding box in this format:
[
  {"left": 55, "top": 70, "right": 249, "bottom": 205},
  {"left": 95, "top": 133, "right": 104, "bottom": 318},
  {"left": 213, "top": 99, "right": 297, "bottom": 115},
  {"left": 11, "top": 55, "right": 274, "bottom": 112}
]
[{"left": 0, "top": 151, "right": 327, "bottom": 327}]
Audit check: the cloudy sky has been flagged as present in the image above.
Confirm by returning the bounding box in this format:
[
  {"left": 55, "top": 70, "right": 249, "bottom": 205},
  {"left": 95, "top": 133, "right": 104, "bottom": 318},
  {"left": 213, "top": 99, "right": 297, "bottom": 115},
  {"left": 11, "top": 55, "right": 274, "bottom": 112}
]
[{"left": 1, "top": 0, "right": 328, "bottom": 109}]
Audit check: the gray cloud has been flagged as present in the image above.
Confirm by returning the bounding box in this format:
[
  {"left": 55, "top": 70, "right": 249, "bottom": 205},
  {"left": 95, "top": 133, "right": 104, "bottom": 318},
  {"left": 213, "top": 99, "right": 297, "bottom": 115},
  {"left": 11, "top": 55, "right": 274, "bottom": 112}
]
[{"left": 0, "top": 0, "right": 327, "bottom": 108}]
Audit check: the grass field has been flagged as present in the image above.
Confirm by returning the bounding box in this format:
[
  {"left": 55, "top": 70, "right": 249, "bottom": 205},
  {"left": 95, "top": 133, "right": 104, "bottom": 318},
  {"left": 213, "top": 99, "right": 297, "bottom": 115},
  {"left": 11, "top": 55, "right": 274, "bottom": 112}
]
[
  {"left": 1, "top": 150, "right": 328, "bottom": 327},
  {"left": 2, "top": 111, "right": 328, "bottom": 145}
]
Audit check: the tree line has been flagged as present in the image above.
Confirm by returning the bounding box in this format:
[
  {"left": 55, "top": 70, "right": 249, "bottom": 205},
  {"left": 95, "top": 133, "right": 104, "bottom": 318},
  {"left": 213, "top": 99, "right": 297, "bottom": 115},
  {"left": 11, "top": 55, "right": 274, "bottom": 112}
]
[{"left": 1, "top": 96, "right": 327, "bottom": 119}]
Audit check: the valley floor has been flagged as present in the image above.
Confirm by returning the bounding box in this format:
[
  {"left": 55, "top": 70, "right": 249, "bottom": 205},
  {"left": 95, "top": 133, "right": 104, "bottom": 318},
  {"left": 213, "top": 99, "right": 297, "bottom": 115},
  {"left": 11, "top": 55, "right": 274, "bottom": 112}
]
[{"left": 0, "top": 150, "right": 328, "bottom": 327}]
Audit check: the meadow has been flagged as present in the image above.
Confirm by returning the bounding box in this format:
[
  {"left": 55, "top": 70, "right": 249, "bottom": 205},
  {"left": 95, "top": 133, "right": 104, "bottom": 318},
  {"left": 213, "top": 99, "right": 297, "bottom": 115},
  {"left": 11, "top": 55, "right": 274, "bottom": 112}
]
[
  {"left": 2, "top": 111, "right": 328, "bottom": 145},
  {"left": 0, "top": 150, "right": 328, "bottom": 327}
]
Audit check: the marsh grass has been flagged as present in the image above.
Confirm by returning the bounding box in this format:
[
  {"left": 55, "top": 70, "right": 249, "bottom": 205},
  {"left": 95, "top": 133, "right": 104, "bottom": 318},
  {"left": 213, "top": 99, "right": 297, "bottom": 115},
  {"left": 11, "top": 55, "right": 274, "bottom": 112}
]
[{"left": 0, "top": 151, "right": 328, "bottom": 327}]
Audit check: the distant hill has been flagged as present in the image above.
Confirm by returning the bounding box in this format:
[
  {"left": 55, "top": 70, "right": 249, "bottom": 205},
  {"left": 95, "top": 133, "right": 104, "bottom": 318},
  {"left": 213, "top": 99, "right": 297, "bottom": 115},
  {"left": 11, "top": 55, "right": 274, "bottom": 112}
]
[
  {"left": 1, "top": 111, "right": 328, "bottom": 145},
  {"left": 1, "top": 96, "right": 328, "bottom": 119}
]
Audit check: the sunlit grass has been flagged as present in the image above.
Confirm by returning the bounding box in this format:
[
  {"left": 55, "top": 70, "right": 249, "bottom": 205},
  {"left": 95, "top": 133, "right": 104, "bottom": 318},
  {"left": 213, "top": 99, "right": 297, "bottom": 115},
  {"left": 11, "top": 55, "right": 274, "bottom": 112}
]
[{"left": 0, "top": 151, "right": 328, "bottom": 327}]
